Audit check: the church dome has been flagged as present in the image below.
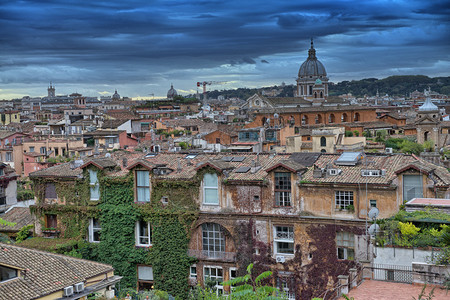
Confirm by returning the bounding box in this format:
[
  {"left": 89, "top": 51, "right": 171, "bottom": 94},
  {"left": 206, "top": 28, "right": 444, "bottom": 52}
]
[
  {"left": 298, "top": 40, "right": 327, "bottom": 78},
  {"left": 112, "top": 90, "right": 120, "bottom": 100},
  {"left": 167, "top": 84, "right": 177, "bottom": 99},
  {"left": 418, "top": 97, "right": 438, "bottom": 112}
]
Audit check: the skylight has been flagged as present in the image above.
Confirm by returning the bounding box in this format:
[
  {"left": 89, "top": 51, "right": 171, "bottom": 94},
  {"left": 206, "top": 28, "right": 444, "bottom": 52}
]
[{"left": 335, "top": 152, "right": 362, "bottom": 166}]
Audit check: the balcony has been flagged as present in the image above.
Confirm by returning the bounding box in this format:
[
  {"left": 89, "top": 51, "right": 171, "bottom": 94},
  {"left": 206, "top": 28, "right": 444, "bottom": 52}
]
[{"left": 188, "top": 249, "right": 236, "bottom": 262}]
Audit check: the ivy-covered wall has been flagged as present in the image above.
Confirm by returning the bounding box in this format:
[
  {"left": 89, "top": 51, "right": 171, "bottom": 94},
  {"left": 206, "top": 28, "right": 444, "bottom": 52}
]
[{"left": 30, "top": 167, "right": 201, "bottom": 299}]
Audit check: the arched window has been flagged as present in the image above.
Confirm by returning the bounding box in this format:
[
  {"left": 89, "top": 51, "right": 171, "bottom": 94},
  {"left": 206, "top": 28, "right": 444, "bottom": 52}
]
[
  {"left": 315, "top": 114, "right": 322, "bottom": 124},
  {"left": 314, "top": 92, "right": 317, "bottom": 98},
  {"left": 320, "top": 136, "right": 326, "bottom": 147},
  {"left": 302, "top": 115, "right": 308, "bottom": 125},
  {"left": 424, "top": 131, "right": 430, "bottom": 142},
  {"left": 320, "top": 91, "right": 323, "bottom": 98},
  {"left": 202, "top": 223, "right": 225, "bottom": 257},
  {"left": 321, "top": 149, "right": 327, "bottom": 153},
  {"left": 309, "top": 86, "right": 313, "bottom": 95},
  {"left": 329, "top": 114, "right": 335, "bottom": 123},
  {"left": 354, "top": 113, "right": 360, "bottom": 122},
  {"left": 342, "top": 113, "right": 348, "bottom": 122}
]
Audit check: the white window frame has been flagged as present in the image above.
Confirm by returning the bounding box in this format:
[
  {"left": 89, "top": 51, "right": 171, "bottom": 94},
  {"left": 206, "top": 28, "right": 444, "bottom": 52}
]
[
  {"left": 135, "top": 221, "right": 152, "bottom": 247},
  {"left": 361, "top": 169, "right": 380, "bottom": 177},
  {"left": 273, "top": 226, "right": 294, "bottom": 255},
  {"left": 203, "top": 173, "right": 219, "bottom": 205},
  {"left": 89, "top": 169, "right": 100, "bottom": 201},
  {"left": 190, "top": 265, "right": 197, "bottom": 279},
  {"left": 88, "top": 218, "right": 101, "bottom": 243},
  {"left": 229, "top": 267, "right": 237, "bottom": 292},
  {"left": 203, "top": 266, "right": 223, "bottom": 295},
  {"left": 335, "top": 191, "right": 354, "bottom": 209},
  {"left": 278, "top": 277, "right": 296, "bottom": 300},
  {"left": 136, "top": 170, "right": 150, "bottom": 202},
  {"left": 336, "top": 231, "right": 355, "bottom": 260}
]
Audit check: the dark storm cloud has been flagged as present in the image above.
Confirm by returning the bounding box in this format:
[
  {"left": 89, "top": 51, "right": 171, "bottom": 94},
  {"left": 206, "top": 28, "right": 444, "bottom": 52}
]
[{"left": 0, "top": 0, "right": 448, "bottom": 98}]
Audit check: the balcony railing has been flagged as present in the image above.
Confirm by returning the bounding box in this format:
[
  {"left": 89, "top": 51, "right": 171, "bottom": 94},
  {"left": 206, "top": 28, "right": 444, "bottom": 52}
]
[{"left": 188, "top": 249, "right": 236, "bottom": 262}]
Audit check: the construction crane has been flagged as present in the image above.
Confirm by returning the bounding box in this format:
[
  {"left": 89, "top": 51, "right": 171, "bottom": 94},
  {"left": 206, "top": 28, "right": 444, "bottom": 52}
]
[{"left": 196, "top": 81, "right": 227, "bottom": 103}]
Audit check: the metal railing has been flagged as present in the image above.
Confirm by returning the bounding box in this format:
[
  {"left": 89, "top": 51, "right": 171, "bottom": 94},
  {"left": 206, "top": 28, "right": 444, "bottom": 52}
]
[
  {"left": 188, "top": 249, "right": 236, "bottom": 262},
  {"left": 370, "top": 264, "right": 413, "bottom": 283}
]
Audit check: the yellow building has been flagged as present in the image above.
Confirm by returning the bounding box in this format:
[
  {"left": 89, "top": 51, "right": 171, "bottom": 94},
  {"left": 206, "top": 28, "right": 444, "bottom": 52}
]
[{"left": 0, "top": 110, "right": 20, "bottom": 125}]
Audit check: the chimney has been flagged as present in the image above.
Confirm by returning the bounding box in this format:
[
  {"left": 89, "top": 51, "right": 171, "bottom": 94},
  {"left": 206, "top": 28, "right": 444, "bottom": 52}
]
[{"left": 122, "top": 158, "right": 128, "bottom": 168}]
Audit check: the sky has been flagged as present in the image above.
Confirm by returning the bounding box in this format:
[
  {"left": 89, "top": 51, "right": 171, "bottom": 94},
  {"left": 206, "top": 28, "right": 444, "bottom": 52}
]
[{"left": 0, "top": 0, "right": 449, "bottom": 100}]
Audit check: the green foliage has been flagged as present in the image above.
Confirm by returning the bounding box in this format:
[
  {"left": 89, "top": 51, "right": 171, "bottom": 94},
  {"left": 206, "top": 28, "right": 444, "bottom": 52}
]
[
  {"left": 17, "top": 189, "right": 35, "bottom": 201},
  {"left": 375, "top": 130, "right": 388, "bottom": 143},
  {"left": 345, "top": 131, "right": 353, "bottom": 137},
  {"left": 148, "top": 214, "right": 196, "bottom": 299},
  {"left": 188, "top": 263, "right": 286, "bottom": 300},
  {"left": 423, "top": 140, "right": 434, "bottom": 152},
  {"left": 0, "top": 218, "right": 16, "bottom": 227},
  {"left": 178, "top": 142, "right": 188, "bottom": 150},
  {"left": 398, "top": 222, "right": 420, "bottom": 236},
  {"left": 345, "top": 205, "right": 355, "bottom": 212},
  {"left": 15, "top": 224, "right": 34, "bottom": 242},
  {"left": 378, "top": 210, "right": 450, "bottom": 247},
  {"left": 399, "top": 139, "right": 424, "bottom": 155},
  {"left": 353, "top": 130, "right": 359, "bottom": 137},
  {"left": 412, "top": 284, "right": 435, "bottom": 300}
]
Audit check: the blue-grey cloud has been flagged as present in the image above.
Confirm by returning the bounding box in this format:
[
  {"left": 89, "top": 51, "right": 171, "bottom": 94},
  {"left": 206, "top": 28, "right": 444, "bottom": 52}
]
[{"left": 0, "top": 0, "right": 448, "bottom": 99}]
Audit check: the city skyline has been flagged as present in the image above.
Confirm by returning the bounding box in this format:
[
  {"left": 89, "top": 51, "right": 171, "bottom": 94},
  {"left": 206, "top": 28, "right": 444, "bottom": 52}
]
[{"left": 0, "top": 0, "right": 449, "bottom": 100}]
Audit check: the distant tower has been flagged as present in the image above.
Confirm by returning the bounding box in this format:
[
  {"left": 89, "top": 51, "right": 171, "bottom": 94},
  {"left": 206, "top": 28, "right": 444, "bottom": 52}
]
[
  {"left": 296, "top": 39, "right": 329, "bottom": 100},
  {"left": 415, "top": 96, "right": 441, "bottom": 146},
  {"left": 167, "top": 84, "right": 178, "bottom": 100},
  {"left": 48, "top": 82, "right": 55, "bottom": 98},
  {"left": 112, "top": 89, "right": 121, "bottom": 101}
]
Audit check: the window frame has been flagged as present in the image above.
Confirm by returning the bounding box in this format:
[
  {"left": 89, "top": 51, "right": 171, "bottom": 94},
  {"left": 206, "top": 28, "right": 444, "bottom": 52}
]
[
  {"left": 336, "top": 231, "right": 355, "bottom": 260},
  {"left": 137, "top": 265, "right": 154, "bottom": 291},
  {"left": 202, "top": 223, "right": 225, "bottom": 258},
  {"left": 190, "top": 265, "right": 197, "bottom": 279},
  {"left": 135, "top": 220, "right": 152, "bottom": 247},
  {"left": 136, "top": 170, "right": 151, "bottom": 203},
  {"left": 273, "top": 226, "right": 294, "bottom": 255},
  {"left": 402, "top": 174, "right": 423, "bottom": 202},
  {"left": 89, "top": 169, "right": 100, "bottom": 201},
  {"left": 203, "top": 265, "right": 224, "bottom": 295},
  {"left": 88, "top": 218, "right": 101, "bottom": 243},
  {"left": 274, "top": 172, "right": 292, "bottom": 207},
  {"left": 203, "top": 173, "right": 219, "bottom": 205},
  {"left": 335, "top": 191, "right": 354, "bottom": 210}
]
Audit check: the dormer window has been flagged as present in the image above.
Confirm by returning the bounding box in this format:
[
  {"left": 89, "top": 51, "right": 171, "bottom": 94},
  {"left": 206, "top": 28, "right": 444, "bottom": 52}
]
[
  {"left": 361, "top": 169, "right": 381, "bottom": 177},
  {"left": 89, "top": 169, "right": 100, "bottom": 201},
  {"left": 136, "top": 170, "right": 150, "bottom": 202},
  {"left": 275, "top": 172, "right": 291, "bottom": 207},
  {"left": 203, "top": 173, "right": 219, "bottom": 205},
  {"left": 328, "top": 169, "right": 342, "bottom": 176}
]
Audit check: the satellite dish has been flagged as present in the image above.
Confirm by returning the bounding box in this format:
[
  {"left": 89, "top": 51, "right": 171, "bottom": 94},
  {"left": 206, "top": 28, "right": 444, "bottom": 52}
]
[
  {"left": 368, "top": 224, "right": 380, "bottom": 235},
  {"left": 105, "top": 153, "right": 111, "bottom": 158},
  {"left": 368, "top": 207, "right": 379, "bottom": 220}
]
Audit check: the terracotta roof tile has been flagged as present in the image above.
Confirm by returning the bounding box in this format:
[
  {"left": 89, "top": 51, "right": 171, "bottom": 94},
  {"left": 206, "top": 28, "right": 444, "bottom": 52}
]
[{"left": 0, "top": 243, "right": 114, "bottom": 299}]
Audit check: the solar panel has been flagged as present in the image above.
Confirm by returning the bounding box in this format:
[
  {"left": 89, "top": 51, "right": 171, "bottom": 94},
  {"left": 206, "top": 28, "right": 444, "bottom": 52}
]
[
  {"left": 232, "top": 157, "right": 245, "bottom": 162},
  {"left": 235, "top": 166, "right": 251, "bottom": 173},
  {"left": 145, "top": 153, "right": 158, "bottom": 158},
  {"left": 222, "top": 156, "right": 233, "bottom": 162}
]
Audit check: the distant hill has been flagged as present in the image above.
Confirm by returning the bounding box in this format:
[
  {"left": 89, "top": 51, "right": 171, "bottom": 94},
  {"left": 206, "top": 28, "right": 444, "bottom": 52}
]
[
  {"left": 328, "top": 75, "right": 450, "bottom": 97},
  {"left": 203, "top": 75, "right": 450, "bottom": 99}
]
